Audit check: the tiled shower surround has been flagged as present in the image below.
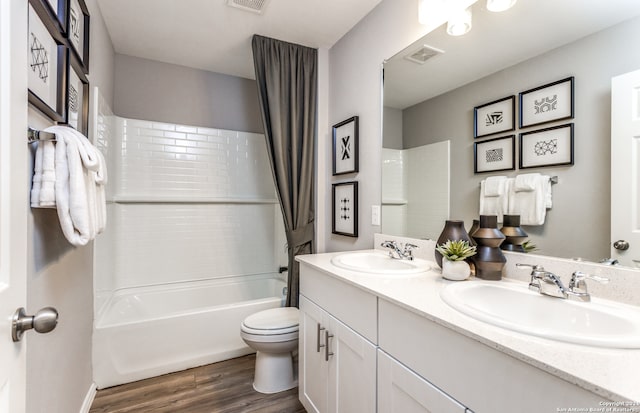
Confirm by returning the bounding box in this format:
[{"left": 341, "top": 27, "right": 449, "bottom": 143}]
[
  {"left": 381, "top": 141, "right": 450, "bottom": 240},
  {"left": 94, "top": 117, "right": 284, "bottom": 316}
]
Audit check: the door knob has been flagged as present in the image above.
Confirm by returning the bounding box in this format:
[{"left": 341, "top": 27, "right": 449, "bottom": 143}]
[
  {"left": 12, "top": 307, "right": 58, "bottom": 342},
  {"left": 613, "top": 240, "right": 630, "bottom": 251}
]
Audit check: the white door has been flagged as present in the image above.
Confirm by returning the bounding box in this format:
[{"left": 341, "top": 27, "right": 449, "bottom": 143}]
[
  {"left": 611, "top": 69, "right": 640, "bottom": 267},
  {"left": 0, "top": 0, "right": 30, "bottom": 411},
  {"left": 328, "top": 316, "right": 376, "bottom": 413},
  {"left": 299, "top": 296, "right": 329, "bottom": 413}
]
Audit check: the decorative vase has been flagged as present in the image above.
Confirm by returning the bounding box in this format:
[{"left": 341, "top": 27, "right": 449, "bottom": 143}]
[
  {"left": 471, "top": 215, "right": 506, "bottom": 280},
  {"left": 435, "top": 220, "right": 473, "bottom": 268},
  {"left": 442, "top": 259, "right": 471, "bottom": 281},
  {"left": 500, "top": 214, "right": 528, "bottom": 252},
  {"left": 467, "top": 219, "right": 479, "bottom": 245}
]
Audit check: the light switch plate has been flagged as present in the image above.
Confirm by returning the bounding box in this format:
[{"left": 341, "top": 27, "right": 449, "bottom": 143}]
[{"left": 371, "top": 205, "right": 381, "bottom": 226}]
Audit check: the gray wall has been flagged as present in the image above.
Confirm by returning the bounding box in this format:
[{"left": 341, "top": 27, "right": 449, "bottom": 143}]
[
  {"left": 402, "top": 16, "right": 640, "bottom": 261},
  {"left": 26, "top": 0, "right": 115, "bottom": 412},
  {"left": 114, "top": 54, "right": 263, "bottom": 133},
  {"left": 325, "top": 0, "right": 438, "bottom": 252}
]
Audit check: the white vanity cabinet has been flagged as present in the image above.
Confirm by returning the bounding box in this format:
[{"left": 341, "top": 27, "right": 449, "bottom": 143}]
[{"left": 298, "top": 264, "right": 378, "bottom": 413}]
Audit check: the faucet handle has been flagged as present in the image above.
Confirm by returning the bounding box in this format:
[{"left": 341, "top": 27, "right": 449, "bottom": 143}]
[
  {"left": 567, "top": 271, "right": 609, "bottom": 302},
  {"left": 516, "top": 263, "right": 544, "bottom": 272},
  {"left": 570, "top": 271, "right": 609, "bottom": 287},
  {"left": 404, "top": 243, "right": 418, "bottom": 251}
]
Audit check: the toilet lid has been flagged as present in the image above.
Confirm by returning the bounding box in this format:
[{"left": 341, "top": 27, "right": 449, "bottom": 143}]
[{"left": 242, "top": 307, "right": 299, "bottom": 332}]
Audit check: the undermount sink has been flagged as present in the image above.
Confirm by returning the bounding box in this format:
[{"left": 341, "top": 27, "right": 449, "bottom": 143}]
[
  {"left": 330, "top": 251, "right": 431, "bottom": 275},
  {"left": 440, "top": 280, "right": 640, "bottom": 349}
]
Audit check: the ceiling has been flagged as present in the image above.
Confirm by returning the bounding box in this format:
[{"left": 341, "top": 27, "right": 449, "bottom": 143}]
[
  {"left": 97, "top": 0, "right": 382, "bottom": 80},
  {"left": 384, "top": 0, "right": 640, "bottom": 109}
]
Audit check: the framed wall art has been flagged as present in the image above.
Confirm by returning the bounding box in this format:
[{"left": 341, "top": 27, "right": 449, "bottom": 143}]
[
  {"left": 474, "top": 95, "right": 515, "bottom": 138},
  {"left": 519, "top": 77, "right": 574, "bottom": 128},
  {"left": 67, "top": 0, "right": 90, "bottom": 73},
  {"left": 519, "top": 123, "right": 574, "bottom": 169},
  {"left": 474, "top": 135, "right": 515, "bottom": 173},
  {"left": 64, "top": 53, "right": 90, "bottom": 135},
  {"left": 332, "top": 181, "right": 358, "bottom": 237},
  {"left": 332, "top": 116, "right": 359, "bottom": 175},
  {"left": 28, "top": 2, "right": 68, "bottom": 122}
]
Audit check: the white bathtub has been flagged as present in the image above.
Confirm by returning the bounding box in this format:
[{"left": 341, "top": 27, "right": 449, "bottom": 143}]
[{"left": 93, "top": 274, "right": 286, "bottom": 389}]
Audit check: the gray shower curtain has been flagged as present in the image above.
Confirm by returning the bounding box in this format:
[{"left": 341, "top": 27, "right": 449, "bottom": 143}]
[{"left": 251, "top": 35, "right": 317, "bottom": 308}]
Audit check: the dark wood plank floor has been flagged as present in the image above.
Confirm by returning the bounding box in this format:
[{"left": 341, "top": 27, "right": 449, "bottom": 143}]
[{"left": 89, "top": 354, "right": 306, "bottom": 413}]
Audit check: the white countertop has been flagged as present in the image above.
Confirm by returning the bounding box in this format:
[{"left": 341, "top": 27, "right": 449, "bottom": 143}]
[{"left": 296, "top": 250, "right": 640, "bottom": 403}]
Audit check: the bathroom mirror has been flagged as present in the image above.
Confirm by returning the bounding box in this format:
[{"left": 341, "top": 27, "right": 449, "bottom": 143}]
[{"left": 382, "top": 0, "right": 640, "bottom": 267}]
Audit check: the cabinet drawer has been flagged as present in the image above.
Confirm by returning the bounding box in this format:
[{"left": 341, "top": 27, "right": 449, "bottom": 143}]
[
  {"left": 299, "top": 263, "right": 377, "bottom": 343},
  {"left": 378, "top": 350, "right": 466, "bottom": 413},
  {"left": 378, "top": 299, "right": 604, "bottom": 413}
]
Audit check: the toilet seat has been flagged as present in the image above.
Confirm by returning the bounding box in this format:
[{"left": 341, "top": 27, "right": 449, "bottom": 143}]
[{"left": 241, "top": 307, "right": 299, "bottom": 336}]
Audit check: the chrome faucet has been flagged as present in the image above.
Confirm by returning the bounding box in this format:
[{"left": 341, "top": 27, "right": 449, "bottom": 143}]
[
  {"left": 380, "top": 241, "right": 418, "bottom": 260},
  {"left": 516, "top": 264, "right": 609, "bottom": 302}
]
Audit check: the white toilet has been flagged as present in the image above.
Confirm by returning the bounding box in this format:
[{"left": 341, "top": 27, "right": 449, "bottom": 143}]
[{"left": 240, "top": 306, "right": 300, "bottom": 394}]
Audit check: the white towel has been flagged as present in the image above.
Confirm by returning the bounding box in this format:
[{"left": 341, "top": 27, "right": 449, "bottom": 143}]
[
  {"left": 31, "top": 140, "right": 56, "bottom": 207},
  {"left": 484, "top": 175, "right": 507, "bottom": 196},
  {"left": 514, "top": 173, "right": 540, "bottom": 192},
  {"left": 30, "top": 125, "right": 108, "bottom": 246},
  {"left": 507, "top": 174, "right": 551, "bottom": 225},
  {"left": 479, "top": 176, "right": 508, "bottom": 223}
]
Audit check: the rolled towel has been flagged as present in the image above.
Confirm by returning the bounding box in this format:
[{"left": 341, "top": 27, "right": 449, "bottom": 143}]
[{"left": 514, "top": 173, "right": 541, "bottom": 192}]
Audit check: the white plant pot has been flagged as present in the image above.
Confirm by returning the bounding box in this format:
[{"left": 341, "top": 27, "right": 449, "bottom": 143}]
[{"left": 442, "top": 259, "right": 470, "bottom": 281}]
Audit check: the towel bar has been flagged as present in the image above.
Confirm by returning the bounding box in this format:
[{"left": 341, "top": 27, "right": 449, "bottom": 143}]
[
  {"left": 479, "top": 175, "right": 558, "bottom": 186},
  {"left": 27, "top": 127, "right": 56, "bottom": 143}
]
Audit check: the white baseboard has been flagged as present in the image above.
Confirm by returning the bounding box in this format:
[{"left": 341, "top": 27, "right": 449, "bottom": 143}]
[{"left": 79, "top": 383, "right": 97, "bottom": 413}]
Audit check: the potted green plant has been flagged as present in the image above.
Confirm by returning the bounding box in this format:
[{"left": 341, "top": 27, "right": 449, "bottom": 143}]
[{"left": 435, "top": 239, "right": 477, "bottom": 280}]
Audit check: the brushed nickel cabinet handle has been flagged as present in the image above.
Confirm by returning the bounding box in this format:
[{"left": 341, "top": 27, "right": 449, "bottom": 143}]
[
  {"left": 316, "top": 323, "right": 325, "bottom": 353},
  {"left": 325, "top": 330, "right": 334, "bottom": 362}
]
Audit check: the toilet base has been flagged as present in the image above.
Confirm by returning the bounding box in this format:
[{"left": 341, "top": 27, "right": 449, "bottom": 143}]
[{"left": 253, "top": 350, "right": 297, "bottom": 394}]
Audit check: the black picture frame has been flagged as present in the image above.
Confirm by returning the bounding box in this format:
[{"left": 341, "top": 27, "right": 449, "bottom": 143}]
[
  {"left": 332, "top": 116, "right": 359, "bottom": 175},
  {"left": 473, "top": 135, "right": 516, "bottom": 173},
  {"left": 519, "top": 77, "right": 574, "bottom": 128},
  {"left": 62, "top": 52, "right": 90, "bottom": 136},
  {"left": 28, "top": 1, "right": 68, "bottom": 123},
  {"left": 332, "top": 181, "right": 358, "bottom": 237},
  {"left": 474, "top": 95, "right": 515, "bottom": 138},
  {"left": 519, "top": 124, "right": 574, "bottom": 169},
  {"left": 67, "top": 0, "right": 90, "bottom": 73},
  {"left": 41, "top": 0, "right": 68, "bottom": 36}
]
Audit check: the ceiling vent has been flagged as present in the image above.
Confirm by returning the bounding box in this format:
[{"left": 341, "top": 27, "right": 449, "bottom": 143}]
[
  {"left": 226, "top": 0, "right": 269, "bottom": 14},
  {"left": 404, "top": 44, "right": 445, "bottom": 65}
]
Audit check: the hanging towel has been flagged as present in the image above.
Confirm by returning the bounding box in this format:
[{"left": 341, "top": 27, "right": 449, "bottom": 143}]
[
  {"left": 479, "top": 176, "right": 508, "bottom": 222},
  {"left": 30, "top": 125, "right": 108, "bottom": 246},
  {"left": 507, "top": 173, "right": 551, "bottom": 225},
  {"left": 31, "top": 140, "right": 56, "bottom": 207}
]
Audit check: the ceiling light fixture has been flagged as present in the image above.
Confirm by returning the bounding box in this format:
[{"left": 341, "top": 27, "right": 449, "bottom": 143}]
[
  {"left": 446, "top": 7, "right": 472, "bottom": 36},
  {"left": 418, "top": 0, "right": 449, "bottom": 26},
  {"left": 486, "top": 0, "right": 517, "bottom": 12}
]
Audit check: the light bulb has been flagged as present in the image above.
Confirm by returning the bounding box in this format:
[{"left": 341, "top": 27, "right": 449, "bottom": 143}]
[
  {"left": 446, "top": 7, "right": 472, "bottom": 36},
  {"left": 486, "top": 0, "right": 517, "bottom": 12}
]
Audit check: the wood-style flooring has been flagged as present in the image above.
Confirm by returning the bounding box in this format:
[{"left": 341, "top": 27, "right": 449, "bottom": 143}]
[{"left": 89, "top": 354, "right": 306, "bottom": 413}]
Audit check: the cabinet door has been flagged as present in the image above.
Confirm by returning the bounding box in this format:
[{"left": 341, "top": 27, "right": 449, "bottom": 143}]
[
  {"left": 378, "top": 350, "right": 467, "bottom": 413},
  {"left": 328, "top": 315, "right": 377, "bottom": 413},
  {"left": 299, "top": 296, "right": 329, "bottom": 413}
]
